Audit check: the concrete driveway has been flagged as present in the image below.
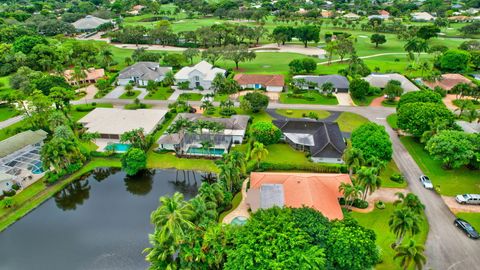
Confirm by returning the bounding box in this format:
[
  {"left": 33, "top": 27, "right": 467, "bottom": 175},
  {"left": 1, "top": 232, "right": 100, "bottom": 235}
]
[{"left": 334, "top": 93, "right": 355, "bottom": 106}]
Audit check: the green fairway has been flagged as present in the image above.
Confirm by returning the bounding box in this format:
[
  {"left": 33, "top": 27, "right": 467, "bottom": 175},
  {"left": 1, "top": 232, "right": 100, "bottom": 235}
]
[
  {"left": 400, "top": 136, "right": 480, "bottom": 196},
  {"left": 351, "top": 203, "right": 429, "bottom": 270},
  {"left": 280, "top": 92, "right": 339, "bottom": 105},
  {"left": 275, "top": 109, "right": 331, "bottom": 119},
  {"left": 144, "top": 87, "right": 173, "bottom": 100},
  {"left": 335, "top": 112, "right": 369, "bottom": 133}
]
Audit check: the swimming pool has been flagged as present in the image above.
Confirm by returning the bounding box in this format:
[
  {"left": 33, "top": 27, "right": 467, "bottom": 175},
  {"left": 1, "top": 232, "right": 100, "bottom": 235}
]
[
  {"left": 186, "top": 147, "right": 225, "bottom": 156},
  {"left": 230, "top": 216, "right": 248, "bottom": 225},
  {"left": 105, "top": 143, "right": 131, "bottom": 153},
  {"left": 31, "top": 161, "right": 44, "bottom": 174}
]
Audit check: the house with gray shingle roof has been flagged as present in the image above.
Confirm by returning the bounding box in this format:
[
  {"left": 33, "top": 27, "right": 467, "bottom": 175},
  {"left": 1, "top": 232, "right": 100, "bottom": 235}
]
[
  {"left": 273, "top": 119, "right": 346, "bottom": 164},
  {"left": 293, "top": 75, "right": 350, "bottom": 93},
  {"left": 363, "top": 73, "right": 419, "bottom": 93},
  {"left": 118, "top": 62, "right": 172, "bottom": 86},
  {"left": 72, "top": 15, "right": 112, "bottom": 32}
]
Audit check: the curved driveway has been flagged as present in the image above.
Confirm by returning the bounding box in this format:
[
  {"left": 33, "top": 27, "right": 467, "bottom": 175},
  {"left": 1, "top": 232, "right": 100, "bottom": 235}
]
[{"left": 75, "top": 98, "right": 480, "bottom": 269}]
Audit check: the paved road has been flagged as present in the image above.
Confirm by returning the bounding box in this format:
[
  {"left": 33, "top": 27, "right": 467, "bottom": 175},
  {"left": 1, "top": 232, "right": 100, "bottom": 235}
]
[{"left": 72, "top": 98, "right": 480, "bottom": 269}]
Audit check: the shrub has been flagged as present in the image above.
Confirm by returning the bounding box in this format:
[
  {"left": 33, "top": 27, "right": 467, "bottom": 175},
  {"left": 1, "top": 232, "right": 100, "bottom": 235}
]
[
  {"left": 251, "top": 162, "right": 347, "bottom": 173},
  {"left": 351, "top": 123, "right": 393, "bottom": 162},
  {"left": 352, "top": 198, "right": 369, "bottom": 209},
  {"left": 390, "top": 173, "right": 405, "bottom": 183},
  {"left": 2, "top": 189, "right": 16, "bottom": 197},
  {"left": 250, "top": 121, "right": 282, "bottom": 145},
  {"left": 433, "top": 86, "right": 447, "bottom": 97},
  {"left": 375, "top": 201, "right": 385, "bottom": 209},
  {"left": 11, "top": 183, "right": 20, "bottom": 190}
]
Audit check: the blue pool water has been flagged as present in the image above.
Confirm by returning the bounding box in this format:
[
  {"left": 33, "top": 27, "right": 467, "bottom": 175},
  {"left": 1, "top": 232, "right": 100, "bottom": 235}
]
[
  {"left": 31, "top": 161, "right": 44, "bottom": 174},
  {"left": 105, "top": 143, "right": 131, "bottom": 152},
  {"left": 230, "top": 216, "right": 248, "bottom": 225},
  {"left": 186, "top": 147, "right": 225, "bottom": 156}
]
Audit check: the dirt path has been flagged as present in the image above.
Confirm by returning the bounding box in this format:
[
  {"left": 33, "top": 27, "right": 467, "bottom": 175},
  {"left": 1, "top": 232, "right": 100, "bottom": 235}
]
[
  {"left": 370, "top": 96, "right": 385, "bottom": 107},
  {"left": 318, "top": 52, "right": 414, "bottom": 65}
]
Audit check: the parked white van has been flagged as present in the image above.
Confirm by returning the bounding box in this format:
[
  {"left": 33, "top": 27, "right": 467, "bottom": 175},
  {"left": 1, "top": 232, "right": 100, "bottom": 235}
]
[{"left": 456, "top": 194, "right": 480, "bottom": 205}]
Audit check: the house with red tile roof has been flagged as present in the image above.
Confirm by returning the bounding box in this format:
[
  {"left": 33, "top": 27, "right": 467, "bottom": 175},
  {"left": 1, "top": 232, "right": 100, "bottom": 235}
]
[
  {"left": 246, "top": 172, "right": 351, "bottom": 220},
  {"left": 64, "top": 68, "right": 105, "bottom": 86},
  {"left": 423, "top": 74, "right": 473, "bottom": 91},
  {"left": 233, "top": 74, "right": 285, "bottom": 92}
]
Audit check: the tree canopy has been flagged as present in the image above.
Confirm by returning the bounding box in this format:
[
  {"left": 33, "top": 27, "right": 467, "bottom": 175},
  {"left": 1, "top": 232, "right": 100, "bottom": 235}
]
[{"left": 351, "top": 123, "right": 393, "bottom": 162}]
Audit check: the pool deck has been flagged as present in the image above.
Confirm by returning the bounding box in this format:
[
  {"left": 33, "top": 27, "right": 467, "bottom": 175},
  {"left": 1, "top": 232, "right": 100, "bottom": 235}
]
[{"left": 222, "top": 179, "right": 250, "bottom": 224}]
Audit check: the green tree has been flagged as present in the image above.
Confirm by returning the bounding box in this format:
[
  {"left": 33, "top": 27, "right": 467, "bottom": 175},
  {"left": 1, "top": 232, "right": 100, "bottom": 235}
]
[
  {"left": 394, "top": 240, "right": 427, "bottom": 270},
  {"left": 202, "top": 47, "right": 223, "bottom": 65},
  {"left": 342, "top": 146, "right": 365, "bottom": 177},
  {"left": 349, "top": 78, "right": 370, "bottom": 100},
  {"left": 397, "top": 102, "right": 454, "bottom": 137},
  {"left": 397, "top": 91, "right": 442, "bottom": 109},
  {"left": 162, "top": 71, "right": 175, "bottom": 87},
  {"left": 302, "top": 58, "right": 317, "bottom": 73},
  {"left": 240, "top": 91, "right": 269, "bottom": 113},
  {"left": 416, "top": 25, "right": 440, "bottom": 40},
  {"left": 351, "top": 123, "right": 393, "bottom": 162},
  {"left": 223, "top": 44, "right": 256, "bottom": 70},
  {"left": 250, "top": 142, "right": 269, "bottom": 168},
  {"left": 357, "top": 167, "right": 381, "bottom": 200},
  {"left": 394, "top": 192, "right": 425, "bottom": 215},
  {"left": 389, "top": 208, "right": 421, "bottom": 247},
  {"left": 120, "top": 128, "right": 153, "bottom": 151},
  {"left": 295, "top": 25, "right": 320, "bottom": 48},
  {"left": 224, "top": 207, "right": 326, "bottom": 269},
  {"left": 370, "top": 34, "right": 386, "bottom": 48},
  {"left": 183, "top": 48, "right": 200, "bottom": 65},
  {"left": 121, "top": 148, "right": 147, "bottom": 176},
  {"left": 49, "top": 87, "right": 75, "bottom": 111},
  {"left": 250, "top": 121, "right": 282, "bottom": 145},
  {"left": 439, "top": 49, "right": 471, "bottom": 72},
  {"left": 384, "top": 80, "right": 404, "bottom": 101},
  {"left": 425, "top": 130, "right": 476, "bottom": 169}
]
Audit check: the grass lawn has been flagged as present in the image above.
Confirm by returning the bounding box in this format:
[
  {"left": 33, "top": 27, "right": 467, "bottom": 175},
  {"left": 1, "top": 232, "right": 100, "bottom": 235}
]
[
  {"left": 352, "top": 94, "right": 381, "bottom": 106},
  {"left": 0, "top": 104, "right": 18, "bottom": 122},
  {"left": 213, "top": 94, "right": 230, "bottom": 102},
  {"left": 178, "top": 93, "right": 203, "bottom": 101},
  {"left": 0, "top": 119, "right": 32, "bottom": 141},
  {"left": 69, "top": 103, "right": 114, "bottom": 122},
  {"left": 400, "top": 136, "right": 480, "bottom": 196},
  {"left": 119, "top": 90, "right": 141, "bottom": 99},
  {"left": 124, "top": 103, "right": 153, "bottom": 110},
  {"left": 382, "top": 100, "right": 398, "bottom": 107},
  {"left": 207, "top": 108, "right": 273, "bottom": 123},
  {"left": 279, "top": 92, "right": 339, "bottom": 105},
  {"left": 387, "top": 113, "right": 398, "bottom": 129},
  {"left": 0, "top": 158, "right": 121, "bottom": 232},
  {"left": 335, "top": 112, "right": 369, "bottom": 133},
  {"left": 144, "top": 87, "right": 173, "bottom": 100},
  {"left": 275, "top": 109, "right": 330, "bottom": 119},
  {"left": 456, "top": 212, "right": 480, "bottom": 232},
  {"left": 218, "top": 191, "right": 242, "bottom": 222},
  {"left": 350, "top": 203, "right": 429, "bottom": 270},
  {"left": 147, "top": 152, "right": 218, "bottom": 172},
  {"left": 379, "top": 160, "right": 407, "bottom": 188},
  {"left": 452, "top": 99, "right": 480, "bottom": 110},
  {"left": 264, "top": 143, "right": 311, "bottom": 165}
]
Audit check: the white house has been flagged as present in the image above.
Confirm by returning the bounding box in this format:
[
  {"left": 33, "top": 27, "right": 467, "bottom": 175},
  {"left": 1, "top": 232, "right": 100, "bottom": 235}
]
[
  {"left": 411, "top": 12, "right": 435, "bottom": 21},
  {"left": 174, "top": 61, "right": 226, "bottom": 89},
  {"left": 72, "top": 15, "right": 112, "bottom": 32},
  {"left": 118, "top": 62, "right": 172, "bottom": 86}
]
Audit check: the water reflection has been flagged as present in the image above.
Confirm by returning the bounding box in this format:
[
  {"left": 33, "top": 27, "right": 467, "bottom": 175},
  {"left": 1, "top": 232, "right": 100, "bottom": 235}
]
[
  {"left": 0, "top": 168, "right": 207, "bottom": 270},
  {"left": 55, "top": 178, "right": 91, "bottom": 211},
  {"left": 124, "top": 169, "right": 155, "bottom": 196}
]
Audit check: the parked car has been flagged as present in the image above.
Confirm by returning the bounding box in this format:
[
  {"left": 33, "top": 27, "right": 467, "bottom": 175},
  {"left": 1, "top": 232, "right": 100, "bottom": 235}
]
[
  {"left": 419, "top": 175, "right": 433, "bottom": 189},
  {"left": 454, "top": 218, "right": 480, "bottom": 239},
  {"left": 456, "top": 194, "right": 480, "bottom": 205}
]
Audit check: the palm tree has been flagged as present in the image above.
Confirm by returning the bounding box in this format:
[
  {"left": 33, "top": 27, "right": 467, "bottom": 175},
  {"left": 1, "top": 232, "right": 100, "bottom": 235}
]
[
  {"left": 163, "top": 71, "right": 175, "bottom": 87},
  {"left": 150, "top": 192, "right": 195, "bottom": 244},
  {"left": 125, "top": 83, "right": 134, "bottom": 96},
  {"left": 339, "top": 182, "right": 354, "bottom": 209},
  {"left": 200, "top": 100, "right": 214, "bottom": 113},
  {"left": 199, "top": 182, "right": 225, "bottom": 208},
  {"left": 419, "top": 61, "right": 430, "bottom": 76},
  {"left": 394, "top": 240, "right": 427, "bottom": 270},
  {"left": 224, "top": 151, "right": 247, "bottom": 176},
  {"left": 101, "top": 48, "right": 114, "bottom": 70},
  {"left": 188, "top": 196, "right": 217, "bottom": 226},
  {"left": 217, "top": 161, "right": 241, "bottom": 193},
  {"left": 342, "top": 147, "right": 364, "bottom": 178},
  {"left": 464, "top": 108, "right": 479, "bottom": 123},
  {"left": 321, "top": 82, "right": 335, "bottom": 96},
  {"left": 389, "top": 208, "right": 421, "bottom": 247},
  {"left": 394, "top": 192, "right": 425, "bottom": 215},
  {"left": 124, "top": 57, "right": 132, "bottom": 66},
  {"left": 250, "top": 142, "right": 269, "bottom": 169},
  {"left": 357, "top": 167, "right": 381, "bottom": 201},
  {"left": 200, "top": 140, "right": 214, "bottom": 157},
  {"left": 72, "top": 66, "right": 86, "bottom": 86}
]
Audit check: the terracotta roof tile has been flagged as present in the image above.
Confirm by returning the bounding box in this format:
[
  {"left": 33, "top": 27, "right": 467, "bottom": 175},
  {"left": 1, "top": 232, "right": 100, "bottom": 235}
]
[
  {"left": 234, "top": 74, "right": 285, "bottom": 87},
  {"left": 247, "top": 172, "right": 351, "bottom": 220},
  {"left": 423, "top": 73, "right": 473, "bottom": 90}
]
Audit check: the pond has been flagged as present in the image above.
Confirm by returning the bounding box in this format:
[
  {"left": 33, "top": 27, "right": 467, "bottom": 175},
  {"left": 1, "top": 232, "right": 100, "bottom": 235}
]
[{"left": 0, "top": 168, "right": 207, "bottom": 270}]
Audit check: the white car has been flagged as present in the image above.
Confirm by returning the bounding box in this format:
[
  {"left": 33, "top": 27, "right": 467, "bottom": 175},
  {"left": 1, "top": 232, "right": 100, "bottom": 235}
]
[
  {"left": 456, "top": 194, "right": 480, "bottom": 205},
  {"left": 419, "top": 175, "right": 433, "bottom": 189}
]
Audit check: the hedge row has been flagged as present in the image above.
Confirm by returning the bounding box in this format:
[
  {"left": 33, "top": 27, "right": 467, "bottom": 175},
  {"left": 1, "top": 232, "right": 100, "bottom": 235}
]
[{"left": 248, "top": 162, "right": 347, "bottom": 173}]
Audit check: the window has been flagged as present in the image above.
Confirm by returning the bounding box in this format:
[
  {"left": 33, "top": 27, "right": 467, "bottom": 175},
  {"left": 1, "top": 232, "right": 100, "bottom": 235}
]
[{"left": 194, "top": 76, "right": 200, "bottom": 81}]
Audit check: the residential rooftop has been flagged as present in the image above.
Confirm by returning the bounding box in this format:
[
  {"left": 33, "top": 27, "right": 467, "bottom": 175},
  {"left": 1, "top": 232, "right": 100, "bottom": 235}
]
[{"left": 0, "top": 130, "right": 47, "bottom": 158}]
